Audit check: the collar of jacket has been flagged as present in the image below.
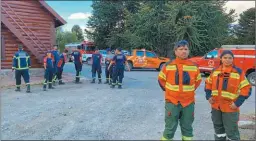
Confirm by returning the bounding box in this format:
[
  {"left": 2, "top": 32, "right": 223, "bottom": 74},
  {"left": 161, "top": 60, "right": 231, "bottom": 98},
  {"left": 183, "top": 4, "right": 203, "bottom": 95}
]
[
  {"left": 217, "top": 65, "right": 234, "bottom": 72},
  {"left": 174, "top": 57, "right": 188, "bottom": 64}
]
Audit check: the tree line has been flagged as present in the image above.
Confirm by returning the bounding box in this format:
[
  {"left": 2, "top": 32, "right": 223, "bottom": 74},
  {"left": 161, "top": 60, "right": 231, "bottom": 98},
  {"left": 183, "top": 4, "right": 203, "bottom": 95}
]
[
  {"left": 56, "top": 25, "right": 84, "bottom": 52},
  {"left": 85, "top": 1, "right": 255, "bottom": 57}
]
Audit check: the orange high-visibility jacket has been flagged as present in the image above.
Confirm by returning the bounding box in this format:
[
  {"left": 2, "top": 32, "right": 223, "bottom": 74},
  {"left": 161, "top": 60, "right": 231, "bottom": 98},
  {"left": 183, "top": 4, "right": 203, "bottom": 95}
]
[
  {"left": 205, "top": 65, "right": 252, "bottom": 112},
  {"left": 158, "top": 58, "right": 202, "bottom": 107}
]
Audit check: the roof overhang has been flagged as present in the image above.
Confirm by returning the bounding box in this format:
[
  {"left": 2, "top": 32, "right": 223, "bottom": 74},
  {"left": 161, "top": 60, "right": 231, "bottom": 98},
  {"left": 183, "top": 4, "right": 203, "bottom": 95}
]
[{"left": 39, "top": 0, "right": 67, "bottom": 27}]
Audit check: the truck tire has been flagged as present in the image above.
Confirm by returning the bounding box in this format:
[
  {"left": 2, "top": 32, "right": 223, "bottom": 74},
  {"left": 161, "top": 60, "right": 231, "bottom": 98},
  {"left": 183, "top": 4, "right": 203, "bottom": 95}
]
[
  {"left": 156, "top": 63, "right": 165, "bottom": 71},
  {"left": 125, "top": 61, "right": 133, "bottom": 71},
  {"left": 247, "top": 71, "right": 256, "bottom": 86}
]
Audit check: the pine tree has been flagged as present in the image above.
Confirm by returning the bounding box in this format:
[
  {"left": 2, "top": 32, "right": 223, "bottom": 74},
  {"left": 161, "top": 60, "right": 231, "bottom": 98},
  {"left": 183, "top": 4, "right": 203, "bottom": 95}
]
[
  {"left": 235, "top": 7, "right": 255, "bottom": 44},
  {"left": 71, "top": 25, "right": 84, "bottom": 41},
  {"left": 87, "top": 1, "right": 235, "bottom": 56}
]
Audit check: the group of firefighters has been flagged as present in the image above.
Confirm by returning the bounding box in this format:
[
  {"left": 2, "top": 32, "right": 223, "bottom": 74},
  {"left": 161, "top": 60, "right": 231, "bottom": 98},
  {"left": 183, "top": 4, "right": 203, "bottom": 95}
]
[
  {"left": 12, "top": 44, "right": 130, "bottom": 92},
  {"left": 69, "top": 45, "right": 130, "bottom": 88},
  {"left": 11, "top": 40, "right": 252, "bottom": 140}
]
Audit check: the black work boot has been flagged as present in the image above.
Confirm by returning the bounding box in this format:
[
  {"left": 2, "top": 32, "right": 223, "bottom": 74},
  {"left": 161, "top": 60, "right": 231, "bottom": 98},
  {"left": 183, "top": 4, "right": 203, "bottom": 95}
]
[
  {"left": 98, "top": 79, "right": 102, "bottom": 84},
  {"left": 49, "top": 83, "right": 55, "bottom": 89},
  {"left": 59, "top": 80, "right": 65, "bottom": 85},
  {"left": 43, "top": 84, "right": 47, "bottom": 91},
  {"left": 26, "top": 84, "right": 31, "bottom": 93},
  {"left": 118, "top": 85, "right": 122, "bottom": 89},
  {"left": 91, "top": 79, "right": 95, "bottom": 83},
  {"left": 75, "top": 77, "right": 79, "bottom": 83},
  {"left": 75, "top": 79, "right": 82, "bottom": 84},
  {"left": 15, "top": 87, "right": 21, "bottom": 92}
]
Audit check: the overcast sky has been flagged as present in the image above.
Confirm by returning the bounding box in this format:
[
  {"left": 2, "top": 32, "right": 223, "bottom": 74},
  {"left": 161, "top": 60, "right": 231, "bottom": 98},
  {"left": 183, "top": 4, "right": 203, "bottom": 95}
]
[{"left": 225, "top": 1, "right": 255, "bottom": 23}]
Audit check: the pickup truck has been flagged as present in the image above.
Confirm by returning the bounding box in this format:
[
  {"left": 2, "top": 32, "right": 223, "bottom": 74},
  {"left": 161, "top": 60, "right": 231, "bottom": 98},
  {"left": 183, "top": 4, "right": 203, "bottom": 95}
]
[{"left": 126, "top": 49, "right": 170, "bottom": 71}]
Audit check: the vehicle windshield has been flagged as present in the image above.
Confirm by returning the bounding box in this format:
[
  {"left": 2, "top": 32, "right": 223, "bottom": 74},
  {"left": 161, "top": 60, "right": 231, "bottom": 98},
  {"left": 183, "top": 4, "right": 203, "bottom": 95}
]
[
  {"left": 83, "top": 45, "right": 96, "bottom": 51},
  {"left": 146, "top": 51, "right": 156, "bottom": 58},
  {"left": 136, "top": 51, "right": 144, "bottom": 57},
  {"left": 122, "top": 50, "right": 131, "bottom": 55},
  {"left": 205, "top": 50, "right": 218, "bottom": 59}
]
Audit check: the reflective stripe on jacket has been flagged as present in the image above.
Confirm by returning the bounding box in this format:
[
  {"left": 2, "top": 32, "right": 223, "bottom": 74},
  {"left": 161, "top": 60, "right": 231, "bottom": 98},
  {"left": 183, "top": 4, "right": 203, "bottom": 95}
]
[
  {"left": 158, "top": 58, "right": 202, "bottom": 107},
  {"left": 12, "top": 50, "right": 31, "bottom": 70},
  {"left": 205, "top": 65, "right": 252, "bottom": 112}
]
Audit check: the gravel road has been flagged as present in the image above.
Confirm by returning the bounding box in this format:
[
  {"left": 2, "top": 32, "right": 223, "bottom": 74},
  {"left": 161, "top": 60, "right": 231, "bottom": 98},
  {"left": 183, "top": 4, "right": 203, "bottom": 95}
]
[{"left": 1, "top": 64, "right": 255, "bottom": 140}]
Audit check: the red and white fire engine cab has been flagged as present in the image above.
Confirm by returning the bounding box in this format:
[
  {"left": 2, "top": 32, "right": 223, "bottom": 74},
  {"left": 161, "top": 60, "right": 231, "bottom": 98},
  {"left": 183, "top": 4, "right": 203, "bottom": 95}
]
[
  {"left": 189, "top": 45, "right": 256, "bottom": 86},
  {"left": 80, "top": 40, "right": 96, "bottom": 63}
]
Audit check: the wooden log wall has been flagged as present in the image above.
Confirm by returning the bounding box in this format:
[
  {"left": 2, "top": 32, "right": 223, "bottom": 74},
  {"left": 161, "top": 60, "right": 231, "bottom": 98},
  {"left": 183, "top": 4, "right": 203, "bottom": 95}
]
[
  {"left": 1, "top": 0, "right": 57, "bottom": 69},
  {"left": 1, "top": 24, "right": 43, "bottom": 69}
]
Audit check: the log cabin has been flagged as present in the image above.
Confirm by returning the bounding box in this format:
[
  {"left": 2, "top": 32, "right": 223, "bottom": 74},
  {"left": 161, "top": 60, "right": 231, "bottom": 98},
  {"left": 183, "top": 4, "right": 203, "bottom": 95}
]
[{"left": 1, "top": 0, "right": 66, "bottom": 69}]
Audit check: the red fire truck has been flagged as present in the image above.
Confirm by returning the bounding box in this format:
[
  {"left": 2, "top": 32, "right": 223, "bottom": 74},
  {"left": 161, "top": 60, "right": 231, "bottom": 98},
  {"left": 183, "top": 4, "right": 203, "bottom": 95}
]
[
  {"left": 189, "top": 45, "right": 256, "bottom": 86},
  {"left": 80, "top": 40, "right": 96, "bottom": 63},
  {"left": 65, "top": 41, "right": 96, "bottom": 62}
]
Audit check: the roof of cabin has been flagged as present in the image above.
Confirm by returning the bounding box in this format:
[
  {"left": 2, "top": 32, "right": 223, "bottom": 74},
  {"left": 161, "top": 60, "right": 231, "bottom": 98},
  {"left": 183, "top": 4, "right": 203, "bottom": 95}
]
[{"left": 39, "top": 1, "right": 67, "bottom": 27}]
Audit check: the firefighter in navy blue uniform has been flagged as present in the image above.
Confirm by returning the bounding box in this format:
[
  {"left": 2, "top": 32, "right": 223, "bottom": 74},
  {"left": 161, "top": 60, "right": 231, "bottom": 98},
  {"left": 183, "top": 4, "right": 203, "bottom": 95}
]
[
  {"left": 12, "top": 44, "right": 31, "bottom": 93},
  {"left": 72, "top": 45, "right": 83, "bottom": 83},
  {"left": 110, "top": 61, "right": 116, "bottom": 85},
  {"left": 51, "top": 45, "right": 60, "bottom": 85},
  {"left": 43, "top": 51, "right": 55, "bottom": 91},
  {"left": 56, "top": 49, "right": 68, "bottom": 85},
  {"left": 91, "top": 48, "right": 103, "bottom": 84},
  {"left": 104, "top": 48, "right": 115, "bottom": 84},
  {"left": 108, "top": 48, "right": 130, "bottom": 89},
  {"left": 110, "top": 51, "right": 118, "bottom": 85}
]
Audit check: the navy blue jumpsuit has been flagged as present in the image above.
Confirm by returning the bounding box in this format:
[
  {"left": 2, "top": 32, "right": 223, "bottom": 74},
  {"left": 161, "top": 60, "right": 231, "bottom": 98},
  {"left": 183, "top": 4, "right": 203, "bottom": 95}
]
[
  {"left": 43, "top": 56, "right": 54, "bottom": 89},
  {"left": 57, "top": 53, "right": 66, "bottom": 84},
  {"left": 51, "top": 50, "right": 60, "bottom": 83},
  {"left": 72, "top": 50, "right": 82, "bottom": 83},
  {"left": 111, "top": 54, "right": 127, "bottom": 86},
  {"left": 105, "top": 53, "right": 114, "bottom": 84},
  {"left": 91, "top": 53, "right": 102, "bottom": 82},
  {"left": 12, "top": 50, "right": 31, "bottom": 91}
]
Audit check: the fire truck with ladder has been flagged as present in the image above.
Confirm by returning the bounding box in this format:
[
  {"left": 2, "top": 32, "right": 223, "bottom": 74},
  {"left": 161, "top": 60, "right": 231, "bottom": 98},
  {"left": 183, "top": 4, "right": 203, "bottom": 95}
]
[{"left": 189, "top": 45, "right": 256, "bottom": 86}]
